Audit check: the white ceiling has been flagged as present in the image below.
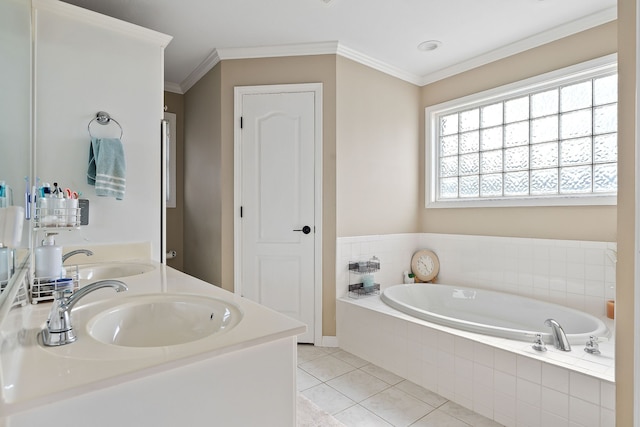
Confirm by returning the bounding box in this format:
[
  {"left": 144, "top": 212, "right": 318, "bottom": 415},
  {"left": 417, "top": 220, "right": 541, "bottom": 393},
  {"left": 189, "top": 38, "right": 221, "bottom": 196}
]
[{"left": 61, "top": 0, "right": 616, "bottom": 93}]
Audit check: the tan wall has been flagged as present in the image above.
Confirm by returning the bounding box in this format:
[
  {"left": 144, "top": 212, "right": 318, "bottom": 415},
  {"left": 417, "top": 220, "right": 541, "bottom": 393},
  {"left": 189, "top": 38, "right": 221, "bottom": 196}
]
[
  {"left": 183, "top": 65, "right": 223, "bottom": 286},
  {"left": 164, "top": 91, "right": 185, "bottom": 271},
  {"left": 420, "top": 22, "right": 618, "bottom": 242},
  {"left": 336, "top": 57, "right": 421, "bottom": 236},
  {"left": 218, "top": 55, "right": 338, "bottom": 335},
  {"left": 616, "top": 0, "right": 634, "bottom": 424}
]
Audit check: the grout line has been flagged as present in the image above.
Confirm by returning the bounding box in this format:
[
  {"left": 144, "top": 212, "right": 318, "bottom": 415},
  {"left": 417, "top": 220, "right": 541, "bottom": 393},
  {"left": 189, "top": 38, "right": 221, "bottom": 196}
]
[{"left": 297, "top": 346, "right": 497, "bottom": 427}]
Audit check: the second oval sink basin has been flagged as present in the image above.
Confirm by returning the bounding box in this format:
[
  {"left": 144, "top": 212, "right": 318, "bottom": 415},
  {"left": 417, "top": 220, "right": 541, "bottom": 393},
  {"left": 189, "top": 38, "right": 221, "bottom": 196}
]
[
  {"left": 76, "top": 262, "right": 155, "bottom": 281},
  {"left": 87, "top": 294, "right": 242, "bottom": 347}
]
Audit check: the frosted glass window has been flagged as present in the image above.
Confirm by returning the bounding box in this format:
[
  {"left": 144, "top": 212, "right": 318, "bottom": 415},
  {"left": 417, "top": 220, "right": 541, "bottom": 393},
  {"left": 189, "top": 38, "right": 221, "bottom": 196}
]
[
  {"left": 531, "top": 116, "right": 558, "bottom": 143},
  {"left": 460, "top": 109, "right": 479, "bottom": 132},
  {"left": 441, "top": 135, "right": 458, "bottom": 156},
  {"left": 531, "top": 169, "right": 558, "bottom": 195},
  {"left": 481, "top": 150, "right": 503, "bottom": 174},
  {"left": 481, "top": 103, "right": 503, "bottom": 128},
  {"left": 459, "top": 153, "right": 479, "bottom": 175},
  {"left": 561, "top": 81, "right": 592, "bottom": 112},
  {"left": 505, "top": 97, "right": 529, "bottom": 123},
  {"left": 505, "top": 122, "right": 529, "bottom": 147},
  {"left": 460, "top": 131, "right": 479, "bottom": 153},
  {"left": 441, "top": 114, "right": 458, "bottom": 136},
  {"left": 531, "top": 142, "right": 558, "bottom": 169},
  {"left": 428, "top": 56, "right": 617, "bottom": 206},
  {"left": 481, "top": 174, "right": 503, "bottom": 197},
  {"left": 531, "top": 89, "right": 558, "bottom": 118},
  {"left": 460, "top": 175, "right": 479, "bottom": 197},
  {"left": 480, "top": 127, "right": 503, "bottom": 151}
]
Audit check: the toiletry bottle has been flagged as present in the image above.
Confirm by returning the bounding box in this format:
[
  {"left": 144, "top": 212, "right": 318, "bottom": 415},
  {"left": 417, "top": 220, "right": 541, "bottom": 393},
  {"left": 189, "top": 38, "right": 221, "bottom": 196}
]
[{"left": 35, "top": 232, "right": 62, "bottom": 280}]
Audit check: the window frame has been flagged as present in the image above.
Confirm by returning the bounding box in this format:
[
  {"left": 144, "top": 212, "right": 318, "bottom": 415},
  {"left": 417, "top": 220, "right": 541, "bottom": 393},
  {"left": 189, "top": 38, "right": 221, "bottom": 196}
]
[{"left": 425, "top": 54, "right": 618, "bottom": 209}]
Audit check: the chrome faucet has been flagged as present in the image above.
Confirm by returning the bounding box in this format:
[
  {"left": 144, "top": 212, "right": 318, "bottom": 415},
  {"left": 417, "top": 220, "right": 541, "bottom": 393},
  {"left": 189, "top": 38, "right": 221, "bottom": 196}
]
[
  {"left": 545, "top": 318, "right": 571, "bottom": 351},
  {"left": 42, "top": 280, "right": 128, "bottom": 346},
  {"left": 62, "top": 249, "right": 94, "bottom": 263}
]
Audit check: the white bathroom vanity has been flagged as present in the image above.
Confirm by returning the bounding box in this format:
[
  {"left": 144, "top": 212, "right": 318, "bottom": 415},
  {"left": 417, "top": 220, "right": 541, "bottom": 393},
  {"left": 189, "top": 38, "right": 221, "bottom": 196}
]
[{"left": 0, "top": 250, "right": 305, "bottom": 426}]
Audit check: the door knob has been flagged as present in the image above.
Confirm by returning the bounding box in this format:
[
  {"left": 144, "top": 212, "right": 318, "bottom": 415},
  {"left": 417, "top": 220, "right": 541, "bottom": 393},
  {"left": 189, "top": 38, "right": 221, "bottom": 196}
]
[{"left": 293, "top": 225, "right": 312, "bottom": 234}]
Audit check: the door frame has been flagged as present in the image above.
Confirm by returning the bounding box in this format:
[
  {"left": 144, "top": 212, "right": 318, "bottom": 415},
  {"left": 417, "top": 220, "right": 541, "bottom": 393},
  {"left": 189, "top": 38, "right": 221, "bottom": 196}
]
[{"left": 233, "top": 83, "right": 323, "bottom": 346}]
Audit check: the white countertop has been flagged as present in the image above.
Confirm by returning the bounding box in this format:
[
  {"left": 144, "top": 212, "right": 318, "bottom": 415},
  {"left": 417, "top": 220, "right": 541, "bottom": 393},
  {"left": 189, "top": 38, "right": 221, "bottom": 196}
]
[{"left": 0, "top": 262, "right": 306, "bottom": 416}]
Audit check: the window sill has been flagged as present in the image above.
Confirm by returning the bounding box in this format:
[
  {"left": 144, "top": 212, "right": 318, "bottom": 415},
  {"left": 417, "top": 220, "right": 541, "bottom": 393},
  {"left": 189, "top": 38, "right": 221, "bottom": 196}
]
[{"left": 426, "top": 194, "right": 617, "bottom": 209}]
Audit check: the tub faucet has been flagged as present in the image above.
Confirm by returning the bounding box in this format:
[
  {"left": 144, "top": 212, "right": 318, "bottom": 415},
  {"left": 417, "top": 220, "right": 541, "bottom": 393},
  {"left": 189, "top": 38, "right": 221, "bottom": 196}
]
[
  {"left": 62, "top": 249, "right": 94, "bottom": 263},
  {"left": 42, "top": 280, "right": 128, "bottom": 346},
  {"left": 545, "top": 318, "right": 571, "bottom": 351}
]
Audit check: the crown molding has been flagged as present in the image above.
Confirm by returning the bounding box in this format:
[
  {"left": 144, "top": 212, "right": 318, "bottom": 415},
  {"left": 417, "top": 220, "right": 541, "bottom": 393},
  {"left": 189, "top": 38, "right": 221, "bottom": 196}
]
[
  {"left": 216, "top": 41, "right": 339, "bottom": 60},
  {"left": 180, "top": 49, "right": 221, "bottom": 93},
  {"left": 418, "top": 6, "right": 617, "bottom": 86},
  {"left": 177, "top": 6, "right": 617, "bottom": 92},
  {"left": 335, "top": 44, "right": 423, "bottom": 86},
  {"left": 164, "top": 81, "right": 183, "bottom": 94}
]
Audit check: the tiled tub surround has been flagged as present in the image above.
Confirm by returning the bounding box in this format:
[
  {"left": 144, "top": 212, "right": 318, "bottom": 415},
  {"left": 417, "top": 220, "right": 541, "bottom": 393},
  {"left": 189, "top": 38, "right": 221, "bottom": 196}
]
[
  {"left": 337, "top": 297, "right": 615, "bottom": 427},
  {"left": 336, "top": 234, "right": 616, "bottom": 426},
  {"left": 337, "top": 233, "right": 616, "bottom": 319}
]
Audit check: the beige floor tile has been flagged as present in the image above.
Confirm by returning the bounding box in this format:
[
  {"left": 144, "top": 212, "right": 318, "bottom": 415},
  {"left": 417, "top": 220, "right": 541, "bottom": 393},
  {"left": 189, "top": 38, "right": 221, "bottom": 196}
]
[
  {"left": 297, "top": 367, "right": 322, "bottom": 391},
  {"left": 361, "top": 387, "right": 436, "bottom": 427},
  {"left": 302, "top": 383, "right": 356, "bottom": 415},
  {"left": 298, "top": 344, "right": 332, "bottom": 364},
  {"left": 331, "top": 350, "right": 370, "bottom": 368},
  {"left": 299, "top": 354, "right": 357, "bottom": 382},
  {"left": 296, "top": 345, "right": 500, "bottom": 427},
  {"left": 410, "top": 409, "right": 471, "bottom": 427},
  {"left": 327, "top": 369, "right": 391, "bottom": 402},
  {"left": 394, "top": 380, "right": 448, "bottom": 408},
  {"left": 360, "top": 363, "right": 405, "bottom": 385},
  {"left": 439, "top": 401, "right": 503, "bottom": 426},
  {"left": 335, "top": 404, "right": 393, "bottom": 427}
]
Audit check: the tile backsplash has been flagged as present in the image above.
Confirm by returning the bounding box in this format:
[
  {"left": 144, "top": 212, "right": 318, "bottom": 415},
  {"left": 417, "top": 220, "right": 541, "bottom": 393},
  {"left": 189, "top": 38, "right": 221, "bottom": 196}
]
[{"left": 337, "top": 233, "right": 616, "bottom": 318}]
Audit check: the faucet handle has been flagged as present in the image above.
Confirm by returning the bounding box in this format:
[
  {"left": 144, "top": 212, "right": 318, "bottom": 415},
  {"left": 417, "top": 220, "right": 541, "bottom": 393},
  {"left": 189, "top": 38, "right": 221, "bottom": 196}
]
[
  {"left": 532, "top": 333, "right": 547, "bottom": 352},
  {"left": 584, "top": 336, "right": 601, "bottom": 355}
]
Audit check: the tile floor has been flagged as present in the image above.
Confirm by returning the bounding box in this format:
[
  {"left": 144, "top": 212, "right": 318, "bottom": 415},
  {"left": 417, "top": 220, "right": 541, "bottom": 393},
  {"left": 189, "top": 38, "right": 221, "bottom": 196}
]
[{"left": 297, "top": 344, "right": 503, "bottom": 427}]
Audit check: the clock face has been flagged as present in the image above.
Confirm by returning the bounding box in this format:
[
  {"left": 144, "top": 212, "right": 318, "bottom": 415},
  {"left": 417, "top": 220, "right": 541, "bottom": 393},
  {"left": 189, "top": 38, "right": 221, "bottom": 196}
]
[
  {"left": 411, "top": 250, "right": 439, "bottom": 282},
  {"left": 416, "top": 256, "right": 434, "bottom": 275}
]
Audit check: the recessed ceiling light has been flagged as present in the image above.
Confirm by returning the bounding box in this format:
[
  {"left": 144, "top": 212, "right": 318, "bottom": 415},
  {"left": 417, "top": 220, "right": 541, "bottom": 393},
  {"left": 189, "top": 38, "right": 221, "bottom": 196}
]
[{"left": 417, "top": 40, "right": 442, "bottom": 52}]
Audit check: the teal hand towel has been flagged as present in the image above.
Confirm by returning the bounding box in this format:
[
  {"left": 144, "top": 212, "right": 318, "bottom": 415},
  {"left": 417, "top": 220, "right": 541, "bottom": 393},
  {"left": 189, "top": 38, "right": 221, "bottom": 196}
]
[{"left": 87, "top": 137, "right": 126, "bottom": 200}]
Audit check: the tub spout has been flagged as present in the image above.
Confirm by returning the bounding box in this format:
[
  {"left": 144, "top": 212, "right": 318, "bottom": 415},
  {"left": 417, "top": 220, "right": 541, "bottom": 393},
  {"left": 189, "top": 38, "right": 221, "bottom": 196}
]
[{"left": 545, "top": 318, "right": 571, "bottom": 351}]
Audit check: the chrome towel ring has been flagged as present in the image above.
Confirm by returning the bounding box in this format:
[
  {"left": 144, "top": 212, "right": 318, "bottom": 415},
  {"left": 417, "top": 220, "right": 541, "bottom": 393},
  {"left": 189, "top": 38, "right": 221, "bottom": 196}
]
[{"left": 88, "top": 111, "right": 123, "bottom": 139}]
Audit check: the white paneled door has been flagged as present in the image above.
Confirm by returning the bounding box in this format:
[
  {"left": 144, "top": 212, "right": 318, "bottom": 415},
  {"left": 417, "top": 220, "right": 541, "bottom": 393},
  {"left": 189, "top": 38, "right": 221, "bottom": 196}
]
[{"left": 239, "top": 88, "right": 317, "bottom": 343}]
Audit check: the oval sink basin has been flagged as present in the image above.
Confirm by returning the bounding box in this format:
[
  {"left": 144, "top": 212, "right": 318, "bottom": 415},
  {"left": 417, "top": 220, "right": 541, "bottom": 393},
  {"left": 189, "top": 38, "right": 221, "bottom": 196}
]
[
  {"left": 76, "top": 262, "right": 155, "bottom": 281},
  {"left": 87, "top": 294, "right": 242, "bottom": 347}
]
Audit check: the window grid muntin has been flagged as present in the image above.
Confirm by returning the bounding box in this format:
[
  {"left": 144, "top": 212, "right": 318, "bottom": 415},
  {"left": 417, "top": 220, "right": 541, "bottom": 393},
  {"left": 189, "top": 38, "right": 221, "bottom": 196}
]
[{"left": 435, "top": 71, "right": 617, "bottom": 201}]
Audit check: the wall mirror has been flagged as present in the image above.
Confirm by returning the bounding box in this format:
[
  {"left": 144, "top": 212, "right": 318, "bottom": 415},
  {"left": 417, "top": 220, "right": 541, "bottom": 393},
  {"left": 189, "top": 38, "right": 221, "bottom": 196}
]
[{"left": 0, "top": 0, "right": 32, "bottom": 291}]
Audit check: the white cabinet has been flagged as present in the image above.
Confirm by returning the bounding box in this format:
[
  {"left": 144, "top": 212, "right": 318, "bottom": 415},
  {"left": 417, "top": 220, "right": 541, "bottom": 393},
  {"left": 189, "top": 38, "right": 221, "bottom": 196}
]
[{"left": 32, "top": 0, "right": 172, "bottom": 260}]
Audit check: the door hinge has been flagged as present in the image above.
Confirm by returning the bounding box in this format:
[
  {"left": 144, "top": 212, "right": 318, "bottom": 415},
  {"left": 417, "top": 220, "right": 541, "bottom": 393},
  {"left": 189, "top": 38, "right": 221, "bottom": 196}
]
[
  {"left": 240, "top": 116, "right": 243, "bottom": 129},
  {"left": 240, "top": 206, "right": 243, "bottom": 218}
]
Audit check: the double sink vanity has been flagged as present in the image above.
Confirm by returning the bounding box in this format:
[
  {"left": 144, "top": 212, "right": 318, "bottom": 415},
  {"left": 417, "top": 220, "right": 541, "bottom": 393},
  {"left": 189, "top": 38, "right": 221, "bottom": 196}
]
[
  {"left": 0, "top": 1, "right": 307, "bottom": 424},
  {"left": 0, "top": 246, "right": 305, "bottom": 426}
]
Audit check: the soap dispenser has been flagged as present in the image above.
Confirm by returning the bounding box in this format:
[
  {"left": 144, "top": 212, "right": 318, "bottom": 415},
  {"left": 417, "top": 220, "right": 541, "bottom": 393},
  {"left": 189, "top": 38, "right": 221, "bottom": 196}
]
[{"left": 35, "top": 232, "right": 62, "bottom": 280}]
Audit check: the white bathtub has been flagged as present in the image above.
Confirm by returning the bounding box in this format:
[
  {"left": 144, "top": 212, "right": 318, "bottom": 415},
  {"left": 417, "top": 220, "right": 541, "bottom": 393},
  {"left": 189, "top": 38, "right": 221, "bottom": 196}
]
[{"left": 381, "top": 283, "right": 609, "bottom": 344}]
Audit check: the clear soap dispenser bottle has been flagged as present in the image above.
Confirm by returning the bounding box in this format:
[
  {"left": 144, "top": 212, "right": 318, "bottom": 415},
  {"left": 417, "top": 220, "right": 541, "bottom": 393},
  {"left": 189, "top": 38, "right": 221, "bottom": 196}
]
[{"left": 35, "top": 232, "right": 62, "bottom": 280}]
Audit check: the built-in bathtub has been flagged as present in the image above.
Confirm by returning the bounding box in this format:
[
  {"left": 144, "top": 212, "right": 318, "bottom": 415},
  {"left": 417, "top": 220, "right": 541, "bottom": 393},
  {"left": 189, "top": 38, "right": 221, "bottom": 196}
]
[
  {"left": 381, "top": 283, "right": 609, "bottom": 345},
  {"left": 337, "top": 290, "right": 615, "bottom": 427}
]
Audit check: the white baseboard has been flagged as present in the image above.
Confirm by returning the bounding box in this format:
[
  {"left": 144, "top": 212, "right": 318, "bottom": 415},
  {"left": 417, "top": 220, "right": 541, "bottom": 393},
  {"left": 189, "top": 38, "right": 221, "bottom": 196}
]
[{"left": 319, "top": 336, "right": 339, "bottom": 347}]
